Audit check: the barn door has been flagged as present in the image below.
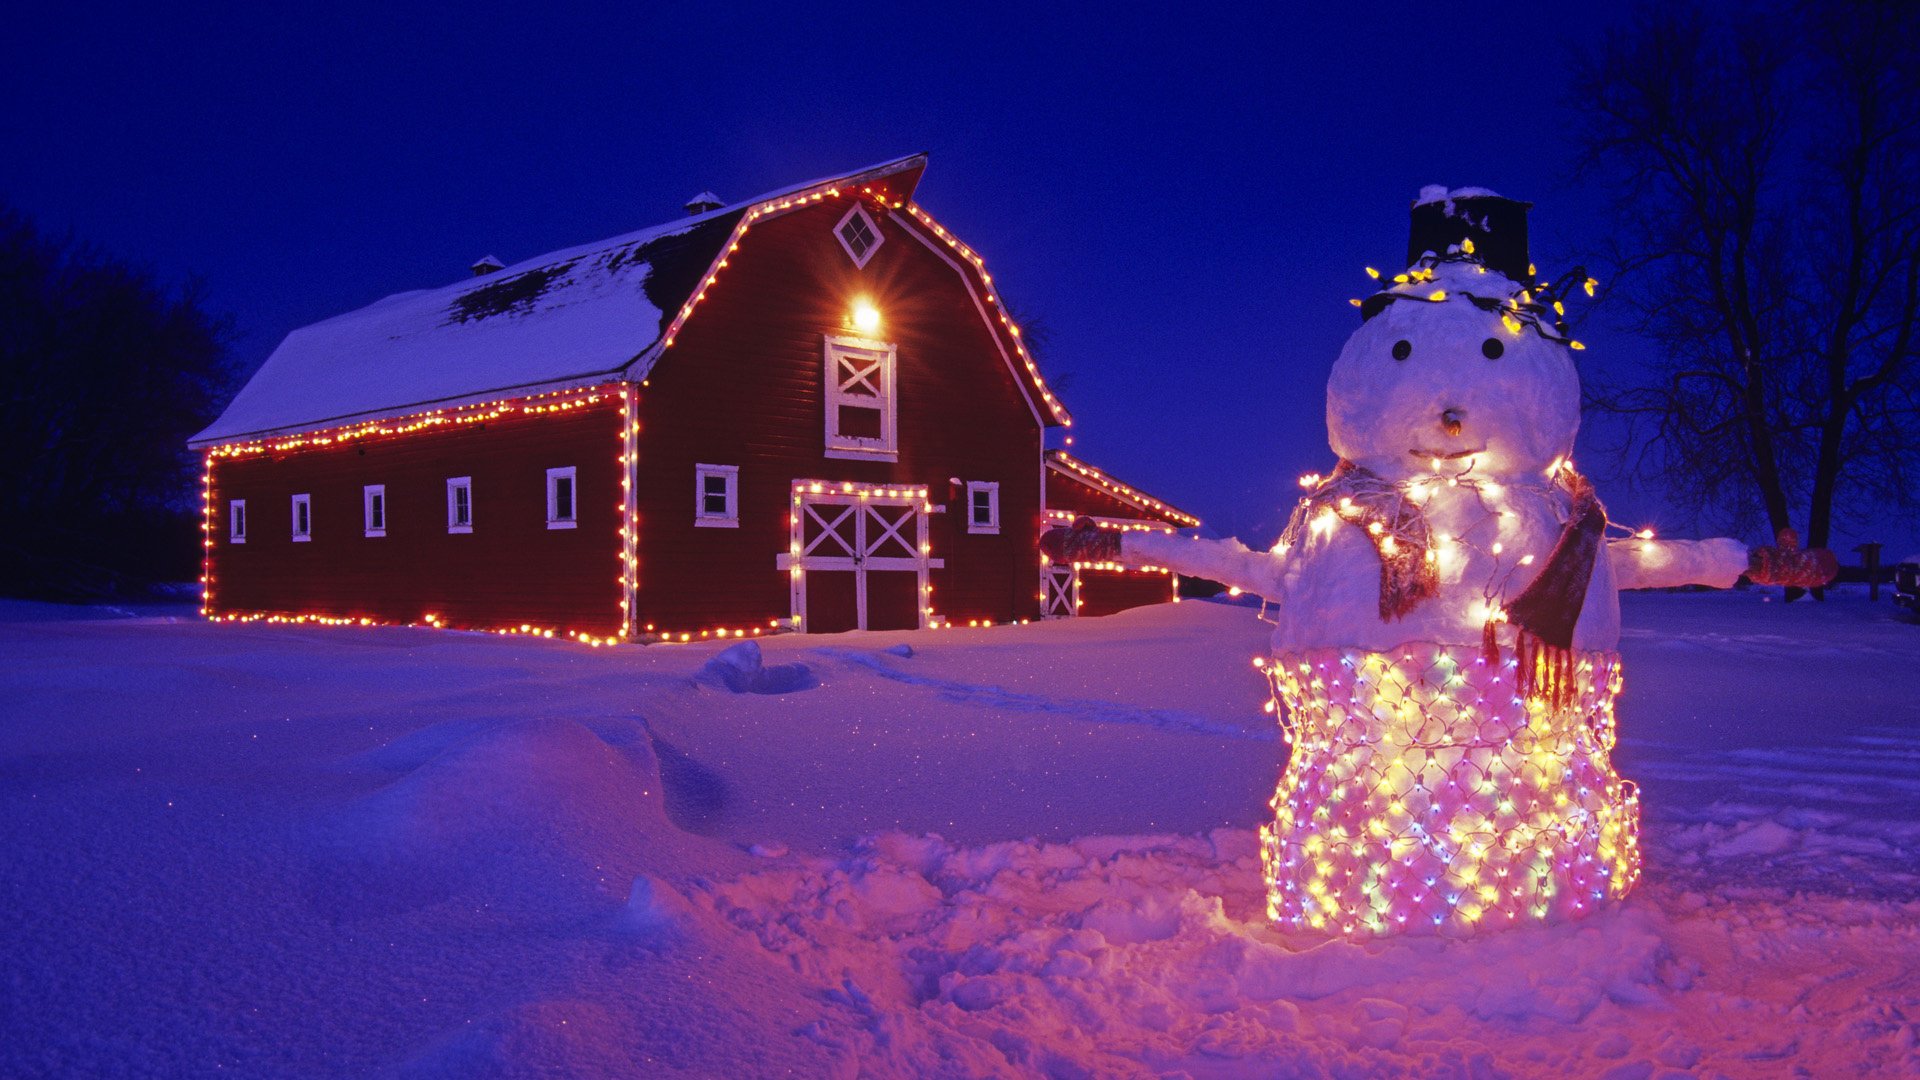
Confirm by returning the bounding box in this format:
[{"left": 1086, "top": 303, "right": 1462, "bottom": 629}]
[
  {"left": 1041, "top": 566, "right": 1078, "bottom": 618},
  {"left": 859, "top": 501, "right": 922, "bottom": 631},
  {"left": 786, "top": 490, "right": 930, "bottom": 632}
]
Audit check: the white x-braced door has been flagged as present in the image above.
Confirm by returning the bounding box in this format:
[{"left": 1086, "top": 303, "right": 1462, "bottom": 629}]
[
  {"left": 1041, "top": 566, "right": 1079, "bottom": 618},
  {"left": 783, "top": 491, "right": 933, "bottom": 632}
]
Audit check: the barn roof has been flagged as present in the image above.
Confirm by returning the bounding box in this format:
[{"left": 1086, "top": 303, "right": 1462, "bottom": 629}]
[
  {"left": 191, "top": 155, "right": 931, "bottom": 447},
  {"left": 1044, "top": 450, "right": 1200, "bottom": 527}
]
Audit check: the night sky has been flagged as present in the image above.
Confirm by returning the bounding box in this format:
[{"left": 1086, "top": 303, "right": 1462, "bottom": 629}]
[{"left": 8, "top": 3, "right": 1900, "bottom": 555}]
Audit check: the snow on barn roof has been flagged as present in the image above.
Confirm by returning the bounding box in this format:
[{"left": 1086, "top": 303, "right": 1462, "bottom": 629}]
[{"left": 191, "top": 155, "right": 929, "bottom": 447}]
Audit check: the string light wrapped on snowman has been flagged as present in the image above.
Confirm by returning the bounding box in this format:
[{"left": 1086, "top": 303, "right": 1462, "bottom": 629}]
[{"left": 1044, "top": 188, "right": 1835, "bottom": 938}]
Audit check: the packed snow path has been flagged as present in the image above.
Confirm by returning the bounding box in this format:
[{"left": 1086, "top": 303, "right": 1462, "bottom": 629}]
[{"left": 2, "top": 591, "right": 1916, "bottom": 1077}]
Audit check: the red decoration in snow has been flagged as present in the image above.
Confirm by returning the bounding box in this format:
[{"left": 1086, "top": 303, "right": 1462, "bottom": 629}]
[{"left": 1747, "top": 528, "right": 1840, "bottom": 589}]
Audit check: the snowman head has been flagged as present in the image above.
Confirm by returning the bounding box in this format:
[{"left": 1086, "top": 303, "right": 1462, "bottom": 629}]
[{"left": 1325, "top": 189, "right": 1583, "bottom": 483}]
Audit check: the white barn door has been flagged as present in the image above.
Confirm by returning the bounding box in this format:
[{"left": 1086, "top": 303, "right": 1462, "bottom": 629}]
[
  {"left": 783, "top": 488, "right": 934, "bottom": 632},
  {"left": 1041, "top": 565, "right": 1078, "bottom": 618}
]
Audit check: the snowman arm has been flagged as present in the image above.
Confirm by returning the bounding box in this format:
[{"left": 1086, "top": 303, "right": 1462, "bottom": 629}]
[
  {"left": 1118, "top": 531, "right": 1284, "bottom": 598},
  {"left": 1607, "top": 537, "right": 1749, "bottom": 591}
]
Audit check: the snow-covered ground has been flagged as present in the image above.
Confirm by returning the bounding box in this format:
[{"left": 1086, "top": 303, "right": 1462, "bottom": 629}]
[{"left": 2, "top": 589, "right": 1916, "bottom": 1078}]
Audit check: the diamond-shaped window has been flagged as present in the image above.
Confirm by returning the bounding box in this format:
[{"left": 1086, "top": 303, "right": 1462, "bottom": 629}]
[{"left": 835, "top": 205, "right": 883, "bottom": 267}]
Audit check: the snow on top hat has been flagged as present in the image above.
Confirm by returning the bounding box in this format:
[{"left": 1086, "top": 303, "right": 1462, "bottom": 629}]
[{"left": 1407, "top": 186, "right": 1533, "bottom": 284}]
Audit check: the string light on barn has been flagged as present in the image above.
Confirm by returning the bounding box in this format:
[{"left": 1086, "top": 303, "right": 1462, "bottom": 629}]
[
  {"left": 641, "top": 176, "right": 1071, "bottom": 429},
  {"left": 203, "top": 385, "right": 648, "bottom": 647}
]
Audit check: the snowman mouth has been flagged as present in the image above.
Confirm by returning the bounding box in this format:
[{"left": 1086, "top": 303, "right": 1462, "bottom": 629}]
[{"left": 1409, "top": 447, "right": 1485, "bottom": 461}]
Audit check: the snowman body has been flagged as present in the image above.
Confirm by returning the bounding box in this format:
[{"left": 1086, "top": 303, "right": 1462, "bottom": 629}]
[
  {"left": 1117, "top": 207, "right": 1746, "bottom": 937},
  {"left": 1253, "top": 475, "right": 1639, "bottom": 937}
]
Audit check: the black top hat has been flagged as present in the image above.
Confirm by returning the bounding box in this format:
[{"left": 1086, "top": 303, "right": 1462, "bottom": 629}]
[{"left": 1406, "top": 190, "right": 1534, "bottom": 284}]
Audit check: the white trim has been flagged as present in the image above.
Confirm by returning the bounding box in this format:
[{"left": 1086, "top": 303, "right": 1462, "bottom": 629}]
[
  {"left": 363, "top": 484, "right": 387, "bottom": 537},
  {"left": 833, "top": 204, "right": 885, "bottom": 268},
  {"left": 694, "top": 463, "right": 739, "bottom": 528},
  {"left": 620, "top": 387, "right": 638, "bottom": 636},
  {"left": 823, "top": 335, "right": 898, "bottom": 460},
  {"left": 545, "top": 466, "right": 578, "bottom": 529},
  {"left": 228, "top": 499, "right": 247, "bottom": 544},
  {"left": 446, "top": 477, "right": 473, "bottom": 533},
  {"left": 290, "top": 493, "right": 312, "bottom": 542},
  {"left": 965, "top": 481, "right": 1001, "bottom": 534}
]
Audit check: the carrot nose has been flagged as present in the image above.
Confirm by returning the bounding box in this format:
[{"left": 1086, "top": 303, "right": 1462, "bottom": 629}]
[{"left": 1441, "top": 408, "right": 1465, "bottom": 436}]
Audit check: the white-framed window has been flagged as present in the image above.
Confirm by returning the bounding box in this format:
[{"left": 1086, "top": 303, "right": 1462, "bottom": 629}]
[
  {"left": 228, "top": 499, "right": 247, "bottom": 544},
  {"left": 694, "top": 463, "right": 739, "bottom": 527},
  {"left": 363, "top": 485, "right": 387, "bottom": 537},
  {"left": 291, "top": 494, "right": 312, "bottom": 542},
  {"left": 834, "top": 204, "right": 884, "bottom": 268},
  {"left": 545, "top": 467, "right": 578, "bottom": 530},
  {"left": 824, "top": 335, "right": 898, "bottom": 460},
  {"left": 966, "top": 481, "right": 1001, "bottom": 534},
  {"left": 446, "top": 477, "right": 473, "bottom": 533}
]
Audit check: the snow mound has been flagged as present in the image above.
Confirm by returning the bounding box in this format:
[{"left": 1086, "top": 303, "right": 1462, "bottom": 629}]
[
  {"left": 309, "top": 717, "right": 672, "bottom": 919},
  {"left": 623, "top": 873, "right": 693, "bottom": 941},
  {"left": 707, "top": 829, "right": 1682, "bottom": 1075},
  {"left": 696, "top": 640, "right": 816, "bottom": 694},
  {"left": 399, "top": 999, "right": 644, "bottom": 1078}
]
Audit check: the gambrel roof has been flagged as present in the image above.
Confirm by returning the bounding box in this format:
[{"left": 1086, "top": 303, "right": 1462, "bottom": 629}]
[{"left": 192, "top": 155, "right": 959, "bottom": 447}]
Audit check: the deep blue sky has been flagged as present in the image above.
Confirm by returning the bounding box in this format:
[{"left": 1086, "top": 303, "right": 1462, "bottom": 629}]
[{"left": 7, "top": 3, "right": 1902, "bottom": 555}]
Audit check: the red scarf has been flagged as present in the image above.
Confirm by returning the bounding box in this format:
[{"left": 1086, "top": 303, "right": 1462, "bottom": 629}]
[{"left": 1285, "top": 463, "right": 1606, "bottom": 709}]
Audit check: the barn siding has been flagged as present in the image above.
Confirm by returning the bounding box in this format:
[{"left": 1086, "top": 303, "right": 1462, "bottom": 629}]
[
  {"left": 1076, "top": 569, "right": 1177, "bottom": 617},
  {"left": 629, "top": 198, "right": 1045, "bottom": 634},
  {"left": 206, "top": 399, "right": 627, "bottom": 635}
]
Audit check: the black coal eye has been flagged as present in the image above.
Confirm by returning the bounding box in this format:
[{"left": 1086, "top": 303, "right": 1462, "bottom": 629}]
[
  {"left": 1481, "top": 338, "right": 1504, "bottom": 359},
  {"left": 1391, "top": 340, "right": 1412, "bottom": 361}
]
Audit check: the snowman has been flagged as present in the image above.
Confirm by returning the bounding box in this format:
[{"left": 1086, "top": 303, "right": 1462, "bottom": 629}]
[{"left": 1045, "top": 188, "right": 1833, "bottom": 938}]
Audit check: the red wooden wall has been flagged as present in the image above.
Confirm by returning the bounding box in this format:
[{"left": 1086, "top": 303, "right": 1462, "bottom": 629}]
[
  {"left": 206, "top": 400, "right": 627, "bottom": 635},
  {"left": 629, "top": 197, "right": 1046, "bottom": 634},
  {"left": 1076, "top": 569, "right": 1176, "bottom": 616}
]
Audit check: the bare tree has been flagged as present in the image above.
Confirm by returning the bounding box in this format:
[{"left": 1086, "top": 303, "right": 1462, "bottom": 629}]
[{"left": 1568, "top": 2, "right": 1920, "bottom": 578}]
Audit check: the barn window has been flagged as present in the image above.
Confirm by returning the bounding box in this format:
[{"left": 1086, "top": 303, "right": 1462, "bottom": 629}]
[
  {"left": 823, "top": 335, "right": 898, "bottom": 461},
  {"left": 545, "top": 467, "right": 578, "bottom": 530},
  {"left": 228, "top": 499, "right": 247, "bottom": 544},
  {"left": 446, "top": 477, "right": 473, "bottom": 534},
  {"left": 834, "top": 205, "right": 884, "bottom": 268},
  {"left": 364, "top": 485, "right": 387, "bottom": 537},
  {"left": 966, "top": 481, "right": 1001, "bottom": 534},
  {"left": 694, "top": 464, "right": 739, "bottom": 528},
  {"left": 291, "top": 494, "right": 312, "bottom": 542}
]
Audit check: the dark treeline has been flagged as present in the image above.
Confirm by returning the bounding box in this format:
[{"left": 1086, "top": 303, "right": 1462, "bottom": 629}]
[{"left": 0, "top": 203, "right": 234, "bottom": 599}]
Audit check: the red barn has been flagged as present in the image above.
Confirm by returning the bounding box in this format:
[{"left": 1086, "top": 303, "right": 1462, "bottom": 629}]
[{"left": 191, "top": 155, "right": 1196, "bottom": 642}]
